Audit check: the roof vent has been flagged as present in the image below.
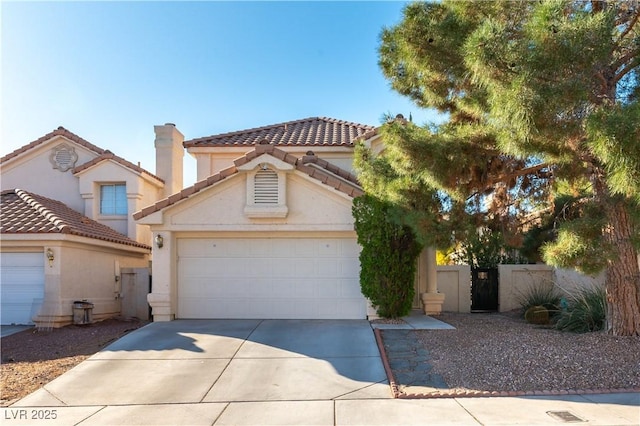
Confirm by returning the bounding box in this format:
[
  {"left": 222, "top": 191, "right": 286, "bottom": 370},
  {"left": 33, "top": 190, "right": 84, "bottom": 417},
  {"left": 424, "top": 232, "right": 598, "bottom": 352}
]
[
  {"left": 254, "top": 169, "right": 278, "bottom": 204},
  {"left": 164, "top": 123, "right": 175, "bottom": 127}
]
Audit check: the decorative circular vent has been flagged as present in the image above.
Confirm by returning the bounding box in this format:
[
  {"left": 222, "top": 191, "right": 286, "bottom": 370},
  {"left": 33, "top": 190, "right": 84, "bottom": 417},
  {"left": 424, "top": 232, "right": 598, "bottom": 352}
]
[{"left": 49, "top": 144, "right": 78, "bottom": 172}]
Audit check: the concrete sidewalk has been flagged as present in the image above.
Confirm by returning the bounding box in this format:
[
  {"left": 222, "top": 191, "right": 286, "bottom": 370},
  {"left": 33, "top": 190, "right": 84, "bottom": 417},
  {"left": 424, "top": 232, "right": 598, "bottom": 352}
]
[
  {"left": 3, "top": 392, "right": 638, "bottom": 425},
  {"left": 3, "top": 319, "right": 639, "bottom": 425}
]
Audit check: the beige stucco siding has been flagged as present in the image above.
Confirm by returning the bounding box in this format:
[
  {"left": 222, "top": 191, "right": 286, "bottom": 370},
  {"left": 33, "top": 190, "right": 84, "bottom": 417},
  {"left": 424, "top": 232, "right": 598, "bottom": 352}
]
[
  {"left": 1, "top": 235, "right": 149, "bottom": 327},
  {"left": 189, "top": 147, "right": 356, "bottom": 181},
  {"left": 75, "top": 160, "right": 162, "bottom": 244},
  {"left": 139, "top": 165, "right": 361, "bottom": 321},
  {"left": 1, "top": 137, "right": 99, "bottom": 212},
  {"left": 163, "top": 173, "right": 355, "bottom": 231}
]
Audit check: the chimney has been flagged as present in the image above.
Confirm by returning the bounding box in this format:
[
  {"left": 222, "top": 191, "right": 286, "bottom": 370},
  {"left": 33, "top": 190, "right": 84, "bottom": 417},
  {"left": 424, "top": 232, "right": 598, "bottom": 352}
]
[{"left": 154, "top": 123, "right": 184, "bottom": 197}]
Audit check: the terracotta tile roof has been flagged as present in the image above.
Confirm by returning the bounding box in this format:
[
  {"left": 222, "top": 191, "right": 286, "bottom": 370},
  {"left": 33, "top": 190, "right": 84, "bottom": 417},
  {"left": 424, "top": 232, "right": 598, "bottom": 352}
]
[
  {"left": 1, "top": 127, "right": 105, "bottom": 164},
  {"left": 357, "top": 126, "right": 380, "bottom": 141},
  {"left": 184, "top": 117, "right": 375, "bottom": 148},
  {"left": 73, "top": 151, "right": 164, "bottom": 183},
  {"left": 0, "top": 127, "right": 161, "bottom": 183},
  {"left": 1, "top": 189, "right": 150, "bottom": 250},
  {"left": 299, "top": 152, "right": 361, "bottom": 187},
  {"left": 134, "top": 144, "right": 363, "bottom": 220}
]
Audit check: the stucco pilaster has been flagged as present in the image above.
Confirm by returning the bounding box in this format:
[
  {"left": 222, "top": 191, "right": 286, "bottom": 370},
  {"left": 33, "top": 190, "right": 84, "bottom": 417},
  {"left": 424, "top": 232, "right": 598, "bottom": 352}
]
[
  {"left": 126, "top": 192, "right": 143, "bottom": 242},
  {"left": 35, "top": 246, "right": 65, "bottom": 326},
  {"left": 148, "top": 230, "right": 175, "bottom": 321},
  {"left": 420, "top": 247, "right": 445, "bottom": 315}
]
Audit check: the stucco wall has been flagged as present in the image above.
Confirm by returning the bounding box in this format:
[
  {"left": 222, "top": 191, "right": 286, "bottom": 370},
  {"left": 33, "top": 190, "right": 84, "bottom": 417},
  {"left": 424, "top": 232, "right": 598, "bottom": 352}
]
[
  {"left": 4, "top": 238, "right": 151, "bottom": 328},
  {"left": 165, "top": 172, "right": 355, "bottom": 232},
  {"left": 192, "top": 149, "right": 356, "bottom": 181},
  {"left": 554, "top": 268, "right": 605, "bottom": 295},
  {"left": 435, "top": 263, "right": 618, "bottom": 313},
  {"left": 76, "top": 160, "right": 162, "bottom": 245},
  {"left": 1, "top": 137, "right": 98, "bottom": 212},
  {"left": 498, "top": 265, "right": 555, "bottom": 312}
]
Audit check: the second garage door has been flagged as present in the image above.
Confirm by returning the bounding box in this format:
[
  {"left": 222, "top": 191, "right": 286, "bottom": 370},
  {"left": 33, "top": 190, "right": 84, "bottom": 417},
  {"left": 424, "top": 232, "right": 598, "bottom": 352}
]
[
  {"left": 1, "top": 252, "right": 45, "bottom": 325},
  {"left": 177, "top": 237, "right": 365, "bottom": 319}
]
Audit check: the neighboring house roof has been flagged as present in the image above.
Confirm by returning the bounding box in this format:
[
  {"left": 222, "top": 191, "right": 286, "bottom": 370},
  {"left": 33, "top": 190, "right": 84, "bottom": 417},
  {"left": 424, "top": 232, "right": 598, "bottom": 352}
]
[
  {"left": 0, "top": 126, "right": 105, "bottom": 164},
  {"left": 184, "top": 117, "right": 375, "bottom": 148},
  {"left": 354, "top": 114, "right": 410, "bottom": 142},
  {"left": 134, "top": 143, "right": 363, "bottom": 220},
  {"left": 0, "top": 126, "right": 160, "bottom": 183},
  {"left": 358, "top": 127, "right": 380, "bottom": 141},
  {"left": 1, "top": 189, "right": 151, "bottom": 250},
  {"left": 72, "top": 151, "right": 164, "bottom": 183}
]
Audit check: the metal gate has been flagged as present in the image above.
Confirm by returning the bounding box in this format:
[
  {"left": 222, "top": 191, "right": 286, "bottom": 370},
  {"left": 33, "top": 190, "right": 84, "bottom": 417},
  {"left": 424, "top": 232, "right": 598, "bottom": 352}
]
[{"left": 471, "top": 267, "right": 499, "bottom": 312}]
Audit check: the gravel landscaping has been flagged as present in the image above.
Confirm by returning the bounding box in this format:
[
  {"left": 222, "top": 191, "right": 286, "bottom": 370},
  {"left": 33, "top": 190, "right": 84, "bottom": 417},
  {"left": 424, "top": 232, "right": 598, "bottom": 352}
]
[
  {"left": 0, "top": 318, "right": 146, "bottom": 405},
  {"left": 2, "top": 313, "right": 638, "bottom": 406},
  {"left": 413, "top": 312, "right": 640, "bottom": 393}
]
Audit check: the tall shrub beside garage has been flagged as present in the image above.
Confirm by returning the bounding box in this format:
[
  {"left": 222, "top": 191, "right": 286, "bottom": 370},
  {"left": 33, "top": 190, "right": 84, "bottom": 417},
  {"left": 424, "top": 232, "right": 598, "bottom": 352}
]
[{"left": 353, "top": 195, "right": 422, "bottom": 318}]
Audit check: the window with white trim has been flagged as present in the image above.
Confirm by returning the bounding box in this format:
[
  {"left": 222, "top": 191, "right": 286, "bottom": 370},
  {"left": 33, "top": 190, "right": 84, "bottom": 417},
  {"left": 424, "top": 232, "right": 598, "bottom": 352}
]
[{"left": 100, "top": 184, "right": 127, "bottom": 215}]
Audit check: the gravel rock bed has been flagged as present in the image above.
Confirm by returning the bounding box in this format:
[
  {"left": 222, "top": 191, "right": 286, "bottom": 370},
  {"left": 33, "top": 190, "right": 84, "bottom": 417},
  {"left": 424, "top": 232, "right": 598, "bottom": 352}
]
[
  {"left": 1, "top": 318, "right": 146, "bottom": 405},
  {"left": 415, "top": 312, "right": 640, "bottom": 392}
]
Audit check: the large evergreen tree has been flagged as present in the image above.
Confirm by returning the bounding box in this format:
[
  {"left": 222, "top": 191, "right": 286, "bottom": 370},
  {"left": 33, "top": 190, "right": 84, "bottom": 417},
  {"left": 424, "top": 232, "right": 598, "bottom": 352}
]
[{"left": 357, "top": 0, "right": 640, "bottom": 335}]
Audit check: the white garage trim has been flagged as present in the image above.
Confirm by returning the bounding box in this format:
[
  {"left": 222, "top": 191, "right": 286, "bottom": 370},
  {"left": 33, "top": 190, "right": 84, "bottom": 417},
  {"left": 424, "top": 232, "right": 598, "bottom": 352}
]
[
  {"left": 177, "top": 237, "right": 365, "bottom": 319},
  {"left": 1, "top": 252, "right": 45, "bottom": 325}
]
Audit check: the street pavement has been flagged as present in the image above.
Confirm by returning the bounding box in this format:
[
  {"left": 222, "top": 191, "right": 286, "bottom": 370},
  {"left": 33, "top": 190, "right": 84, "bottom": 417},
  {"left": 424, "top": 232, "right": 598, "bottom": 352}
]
[
  {"left": 2, "top": 318, "right": 639, "bottom": 425},
  {"left": 1, "top": 325, "right": 32, "bottom": 338}
]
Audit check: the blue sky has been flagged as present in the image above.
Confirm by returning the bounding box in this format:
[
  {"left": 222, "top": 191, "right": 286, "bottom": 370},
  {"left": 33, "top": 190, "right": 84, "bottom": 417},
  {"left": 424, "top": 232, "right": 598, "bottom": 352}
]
[{"left": 2, "top": 1, "right": 439, "bottom": 185}]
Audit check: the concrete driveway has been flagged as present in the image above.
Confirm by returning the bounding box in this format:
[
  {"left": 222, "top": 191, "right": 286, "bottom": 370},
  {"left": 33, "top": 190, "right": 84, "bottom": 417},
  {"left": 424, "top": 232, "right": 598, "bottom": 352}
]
[
  {"left": 12, "top": 319, "right": 393, "bottom": 424},
  {"left": 8, "top": 319, "right": 639, "bottom": 426}
]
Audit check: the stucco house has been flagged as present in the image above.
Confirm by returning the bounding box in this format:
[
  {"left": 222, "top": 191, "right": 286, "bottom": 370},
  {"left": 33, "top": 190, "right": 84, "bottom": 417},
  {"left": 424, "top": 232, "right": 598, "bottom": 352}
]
[
  {"left": 0, "top": 128, "right": 165, "bottom": 326},
  {"left": 1, "top": 118, "right": 445, "bottom": 326},
  {"left": 135, "top": 117, "right": 444, "bottom": 321}
]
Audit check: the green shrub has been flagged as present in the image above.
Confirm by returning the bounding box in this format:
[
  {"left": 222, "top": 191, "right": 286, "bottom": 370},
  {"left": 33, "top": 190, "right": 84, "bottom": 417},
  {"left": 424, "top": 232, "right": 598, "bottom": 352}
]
[
  {"left": 353, "top": 195, "right": 422, "bottom": 318},
  {"left": 517, "top": 283, "right": 561, "bottom": 318},
  {"left": 524, "top": 305, "right": 551, "bottom": 325},
  {"left": 555, "top": 285, "right": 606, "bottom": 333}
]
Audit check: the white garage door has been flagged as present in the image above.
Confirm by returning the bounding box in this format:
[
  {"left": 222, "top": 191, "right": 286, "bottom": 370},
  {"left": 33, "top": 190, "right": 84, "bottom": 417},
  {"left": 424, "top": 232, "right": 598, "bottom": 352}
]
[
  {"left": 1, "top": 252, "right": 45, "bottom": 325},
  {"left": 177, "top": 237, "right": 365, "bottom": 319}
]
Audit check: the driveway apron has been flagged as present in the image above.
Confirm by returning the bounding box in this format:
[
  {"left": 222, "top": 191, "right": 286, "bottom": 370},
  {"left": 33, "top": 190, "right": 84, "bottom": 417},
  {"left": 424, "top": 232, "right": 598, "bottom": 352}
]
[{"left": 15, "top": 319, "right": 390, "bottom": 407}]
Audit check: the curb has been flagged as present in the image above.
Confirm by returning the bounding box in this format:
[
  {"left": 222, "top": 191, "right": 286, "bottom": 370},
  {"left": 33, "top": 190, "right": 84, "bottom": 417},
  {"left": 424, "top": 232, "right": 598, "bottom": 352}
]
[
  {"left": 373, "top": 328, "right": 640, "bottom": 399},
  {"left": 398, "top": 387, "right": 640, "bottom": 399},
  {"left": 373, "top": 328, "right": 402, "bottom": 398}
]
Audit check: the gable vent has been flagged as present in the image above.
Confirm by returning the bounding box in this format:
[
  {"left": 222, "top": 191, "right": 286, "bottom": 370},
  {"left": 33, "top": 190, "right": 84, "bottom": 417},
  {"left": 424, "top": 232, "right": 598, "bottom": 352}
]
[{"left": 254, "top": 169, "right": 279, "bottom": 204}]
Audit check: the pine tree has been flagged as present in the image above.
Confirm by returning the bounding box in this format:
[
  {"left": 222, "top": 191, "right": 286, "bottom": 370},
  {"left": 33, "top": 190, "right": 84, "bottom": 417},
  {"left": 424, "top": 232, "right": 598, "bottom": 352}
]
[{"left": 358, "top": 0, "right": 640, "bottom": 335}]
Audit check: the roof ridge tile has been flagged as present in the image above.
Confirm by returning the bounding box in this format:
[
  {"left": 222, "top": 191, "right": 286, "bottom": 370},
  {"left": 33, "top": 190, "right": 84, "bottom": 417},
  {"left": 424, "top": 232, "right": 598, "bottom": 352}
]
[{"left": 1, "top": 127, "right": 106, "bottom": 164}]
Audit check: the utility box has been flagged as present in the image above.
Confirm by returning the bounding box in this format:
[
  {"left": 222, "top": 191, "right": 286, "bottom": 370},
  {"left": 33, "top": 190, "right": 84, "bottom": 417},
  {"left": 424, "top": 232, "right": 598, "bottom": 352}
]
[{"left": 72, "top": 301, "right": 94, "bottom": 325}]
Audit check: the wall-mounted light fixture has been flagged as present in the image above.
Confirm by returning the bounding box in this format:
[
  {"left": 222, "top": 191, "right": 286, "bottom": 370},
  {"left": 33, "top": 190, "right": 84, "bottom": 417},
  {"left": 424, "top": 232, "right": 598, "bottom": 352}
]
[
  {"left": 155, "top": 234, "right": 164, "bottom": 248},
  {"left": 46, "top": 248, "right": 54, "bottom": 267}
]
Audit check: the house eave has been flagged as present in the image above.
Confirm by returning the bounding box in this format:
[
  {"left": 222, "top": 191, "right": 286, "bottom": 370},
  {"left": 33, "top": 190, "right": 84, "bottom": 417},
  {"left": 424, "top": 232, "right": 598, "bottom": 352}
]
[{"left": 0, "top": 233, "right": 151, "bottom": 254}]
